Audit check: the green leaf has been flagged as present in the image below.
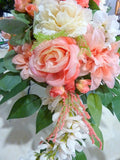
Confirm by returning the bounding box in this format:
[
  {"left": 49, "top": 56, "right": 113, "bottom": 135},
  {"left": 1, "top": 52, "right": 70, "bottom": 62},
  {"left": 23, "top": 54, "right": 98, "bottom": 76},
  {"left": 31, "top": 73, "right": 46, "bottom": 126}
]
[
  {"left": 0, "top": 72, "right": 21, "bottom": 92},
  {"left": 112, "top": 96, "right": 120, "bottom": 121},
  {"left": 72, "top": 151, "right": 87, "bottom": 160},
  {"left": 36, "top": 105, "right": 53, "bottom": 133},
  {"left": 32, "top": 30, "right": 68, "bottom": 49},
  {"left": 116, "top": 36, "right": 120, "bottom": 41},
  {"left": 0, "top": 58, "right": 6, "bottom": 74},
  {"left": 3, "top": 50, "right": 18, "bottom": 72},
  {"left": 10, "top": 28, "right": 31, "bottom": 46},
  {"left": 7, "top": 94, "right": 42, "bottom": 119},
  {"left": 0, "top": 79, "right": 30, "bottom": 104},
  {"left": 91, "top": 124, "right": 104, "bottom": 150},
  {"left": 107, "top": 103, "right": 114, "bottom": 114},
  {"left": 95, "top": 85, "right": 113, "bottom": 106},
  {"left": 11, "top": 10, "right": 32, "bottom": 25},
  {"left": 24, "top": 28, "right": 32, "bottom": 43},
  {"left": 87, "top": 93, "right": 102, "bottom": 126},
  {"left": 89, "top": 0, "right": 100, "bottom": 10},
  {"left": 110, "top": 80, "right": 120, "bottom": 96},
  {"left": 0, "top": 19, "right": 29, "bottom": 34},
  {"left": 80, "top": 94, "right": 87, "bottom": 104}
]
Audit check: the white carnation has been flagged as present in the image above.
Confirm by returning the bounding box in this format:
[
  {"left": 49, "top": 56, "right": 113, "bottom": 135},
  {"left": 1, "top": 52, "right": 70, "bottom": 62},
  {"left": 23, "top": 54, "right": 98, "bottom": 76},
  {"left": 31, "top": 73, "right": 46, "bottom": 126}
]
[{"left": 34, "top": 0, "right": 92, "bottom": 37}]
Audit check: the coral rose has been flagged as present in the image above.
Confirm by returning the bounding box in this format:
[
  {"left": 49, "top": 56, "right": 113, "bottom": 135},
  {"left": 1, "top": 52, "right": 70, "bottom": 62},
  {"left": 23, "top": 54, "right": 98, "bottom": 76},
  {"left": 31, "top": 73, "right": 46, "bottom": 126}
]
[
  {"left": 14, "top": 0, "right": 31, "bottom": 12},
  {"left": 25, "top": 4, "right": 38, "bottom": 17},
  {"left": 29, "top": 37, "right": 80, "bottom": 87},
  {"left": 76, "top": 79, "right": 91, "bottom": 93}
]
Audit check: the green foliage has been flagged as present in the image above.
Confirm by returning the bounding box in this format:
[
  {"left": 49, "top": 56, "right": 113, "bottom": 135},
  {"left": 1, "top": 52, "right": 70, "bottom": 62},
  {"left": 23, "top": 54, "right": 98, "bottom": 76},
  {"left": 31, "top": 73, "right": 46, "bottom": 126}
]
[
  {"left": 11, "top": 10, "right": 32, "bottom": 25},
  {"left": 10, "top": 28, "right": 31, "bottom": 46},
  {"left": 0, "top": 58, "right": 6, "bottom": 74},
  {"left": 95, "top": 85, "right": 113, "bottom": 106},
  {"left": 95, "top": 80, "right": 120, "bottom": 121},
  {"left": 0, "top": 72, "right": 22, "bottom": 92},
  {"left": 0, "top": 79, "right": 30, "bottom": 104},
  {"left": 3, "top": 50, "right": 18, "bottom": 72},
  {"left": 116, "top": 36, "right": 120, "bottom": 53},
  {"left": 36, "top": 105, "right": 53, "bottom": 133},
  {"left": 0, "top": 50, "right": 17, "bottom": 74},
  {"left": 89, "top": 0, "right": 100, "bottom": 10},
  {"left": 0, "top": 19, "right": 29, "bottom": 34},
  {"left": 112, "top": 96, "right": 120, "bottom": 121},
  {"left": 0, "top": 19, "right": 32, "bottom": 46},
  {"left": 72, "top": 151, "right": 87, "bottom": 160},
  {"left": 92, "top": 124, "right": 104, "bottom": 150},
  {"left": 8, "top": 94, "right": 42, "bottom": 119},
  {"left": 87, "top": 93, "right": 102, "bottom": 127},
  {"left": 116, "top": 36, "right": 120, "bottom": 41},
  {"left": 32, "top": 30, "right": 68, "bottom": 49}
]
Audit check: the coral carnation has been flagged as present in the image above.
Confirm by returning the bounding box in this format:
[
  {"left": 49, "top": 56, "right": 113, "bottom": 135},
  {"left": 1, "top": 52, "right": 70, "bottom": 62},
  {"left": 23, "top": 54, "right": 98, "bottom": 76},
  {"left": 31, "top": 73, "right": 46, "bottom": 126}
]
[{"left": 79, "top": 26, "right": 120, "bottom": 90}]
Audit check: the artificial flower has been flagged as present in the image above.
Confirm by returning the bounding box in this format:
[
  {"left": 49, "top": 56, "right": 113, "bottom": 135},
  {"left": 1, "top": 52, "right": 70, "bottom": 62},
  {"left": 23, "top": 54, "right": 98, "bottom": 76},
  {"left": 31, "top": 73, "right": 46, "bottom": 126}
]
[
  {"left": 12, "top": 43, "right": 32, "bottom": 79},
  {"left": 93, "top": 10, "right": 120, "bottom": 45},
  {"left": 79, "top": 26, "right": 120, "bottom": 90},
  {"left": 25, "top": 4, "right": 38, "bottom": 17},
  {"left": 29, "top": 37, "right": 80, "bottom": 87},
  {"left": 50, "top": 86, "right": 67, "bottom": 98},
  {"left": 37, "top": 111, "right": 89, "bottom": 160},
  {"left": 63, "top": 0, "right": 89, "bottom": 8},
  {"left": 76, "top": 79, "right": 91, "bottom": 93},
  {"left": 0, "top": 0, "right": 120, "bottom": 159},
  {"left": 14, "top": 0, "right": 31, "bottom": 12},
  {"left": 34, "top": 0, "right": 92, "bottom": 37}
]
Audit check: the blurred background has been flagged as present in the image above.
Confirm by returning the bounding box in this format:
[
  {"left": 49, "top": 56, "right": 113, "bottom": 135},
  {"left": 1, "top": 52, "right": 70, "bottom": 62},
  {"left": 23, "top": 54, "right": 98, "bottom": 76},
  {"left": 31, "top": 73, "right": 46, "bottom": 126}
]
[{"left": 0, "top": 0, "right": 120, "bottom": 160}]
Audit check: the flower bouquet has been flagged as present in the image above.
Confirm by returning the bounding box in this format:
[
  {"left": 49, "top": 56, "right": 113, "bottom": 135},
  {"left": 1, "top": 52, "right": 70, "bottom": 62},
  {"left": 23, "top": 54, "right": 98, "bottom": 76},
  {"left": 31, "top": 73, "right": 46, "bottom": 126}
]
[{"left": 0, "top": 0, "right": 120, "bottom": 159}]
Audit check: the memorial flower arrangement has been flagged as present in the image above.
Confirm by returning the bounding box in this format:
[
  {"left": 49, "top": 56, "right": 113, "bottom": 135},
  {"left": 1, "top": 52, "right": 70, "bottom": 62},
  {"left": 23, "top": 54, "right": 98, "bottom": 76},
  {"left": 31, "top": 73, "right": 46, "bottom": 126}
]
[{"left": 0, "top": 0, "right": 120, "bottom": 159}]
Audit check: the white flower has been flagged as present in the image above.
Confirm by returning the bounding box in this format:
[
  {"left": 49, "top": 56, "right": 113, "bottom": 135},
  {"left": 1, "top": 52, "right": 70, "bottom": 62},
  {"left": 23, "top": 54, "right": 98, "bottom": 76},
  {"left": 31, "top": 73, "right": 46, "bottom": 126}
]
[
  {"left": 52, "top": 113, "right": 89, "bottom": 159},
  {"left": 34, "top": 0, "right": 92, "bottom": 37},
  {"left": 42, "top": 96, "right": 62, "bottom": 112},
  {"left": 33, "top": 111, "right": 89, "bottom": 160},
  {"left": 99, "top": 0, "right": 108, "bottom": 12},
  {"left": 42, "top": 86, "right": 62, "bottom": 112},
  {"left": 93, "top": 10, "right": 120, "bottom": 45}
]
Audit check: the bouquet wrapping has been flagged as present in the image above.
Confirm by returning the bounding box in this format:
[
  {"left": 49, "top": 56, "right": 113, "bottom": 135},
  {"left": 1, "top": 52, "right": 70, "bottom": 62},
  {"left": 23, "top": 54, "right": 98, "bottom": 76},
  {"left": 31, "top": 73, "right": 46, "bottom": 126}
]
[{"left": 0, "top": 0, "right": 120, "bottom": 159}]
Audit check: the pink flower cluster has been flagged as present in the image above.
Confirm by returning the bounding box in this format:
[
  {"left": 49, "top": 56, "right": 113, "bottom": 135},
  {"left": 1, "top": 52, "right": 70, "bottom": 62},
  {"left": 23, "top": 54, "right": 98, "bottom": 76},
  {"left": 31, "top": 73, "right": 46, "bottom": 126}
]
[
  {"left": 12, "top": 27, "right": 120, "bottom": 97},
  {"left": 11, "top": 0, "right": 120, "bottom": 98},
  {"left": 14, "top": 0, "right": 38, "bottom": 16},
  {"left": 62, "top": 0, "right": 100, "bottom": 7}
]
